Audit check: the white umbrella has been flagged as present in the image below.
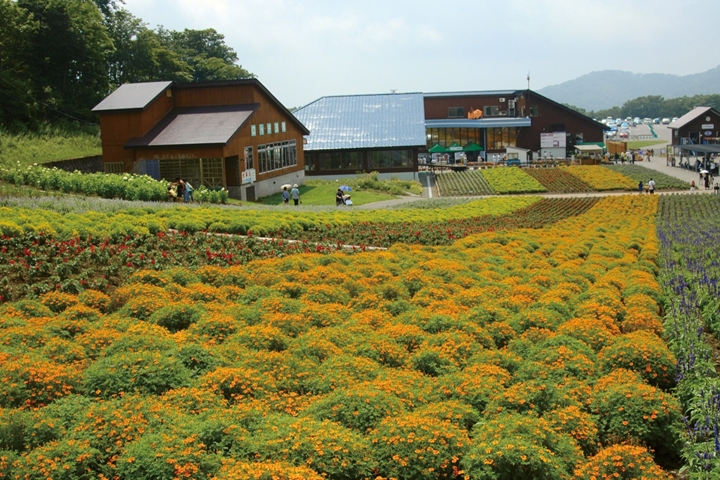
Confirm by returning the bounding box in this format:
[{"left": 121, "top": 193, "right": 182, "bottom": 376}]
[
  {"left": 280, "top": 184, "right": 292, "bottom": 190},
  {"left": 701, "top": 170, "right": 710, "bottom": 174}
]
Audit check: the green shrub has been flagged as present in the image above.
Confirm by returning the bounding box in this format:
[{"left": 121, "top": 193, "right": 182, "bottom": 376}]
[
  {"left": 84, "top": 350, "right": 191, "bottom": 397},
  {"left": 304, "top": 385, "right": 406, "bottom": 432},
  {"left": 369, "top": 412, "right": 469, "bottom": 480},
  {"left": 462, "top": 413, "right": 582, "bottom": 480},
  {"left": 598, "top": 331, "right": 676, "bottom": 389},
  {"left": 115, "top": 432, "right": 221, "bottom": 480},
  {"left": 250, "top": 414, "right": 372, "bottom": 479},
  {"left": 591, "top": 370, "right": 681, "bottom": 460},
  {"left": 148, "top": 302, "right": 205, "bottom": 332}
]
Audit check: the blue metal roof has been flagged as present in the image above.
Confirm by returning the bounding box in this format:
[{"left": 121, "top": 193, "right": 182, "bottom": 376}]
[
  {"left": 426, "top": 118, "right": 531, "bottom": 129},
  {"left": 293, "top": 93, "right": 426, "bottom": 150}
]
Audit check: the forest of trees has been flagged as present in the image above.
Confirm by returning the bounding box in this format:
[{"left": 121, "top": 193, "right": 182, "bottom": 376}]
[
  {"left": 566, "top": 94, "right": 720, "bottom": 121},
  {"left": 0, "top": 0, "right": 253, "bottom": 130}
]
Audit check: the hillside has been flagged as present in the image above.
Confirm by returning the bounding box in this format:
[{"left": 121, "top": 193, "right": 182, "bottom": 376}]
[{"left": 538, "top": 65, "right": 720, "bottom": 111}]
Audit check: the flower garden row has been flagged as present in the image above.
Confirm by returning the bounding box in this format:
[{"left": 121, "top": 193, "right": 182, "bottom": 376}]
[
  {"left": 0, "top": 195, "right": 685, "bottom": 479},
  {"left": 0, "top": 197, "right": 597, "bottom": 303},
  {"left": 0, "top": 164, "right": 229, "bottom": 203},
  {"left": 657, "top": 194, "right": 720, "bottom": 474},
  {"left": 435, "top": 164, "right": 690, "bottom": 196}
]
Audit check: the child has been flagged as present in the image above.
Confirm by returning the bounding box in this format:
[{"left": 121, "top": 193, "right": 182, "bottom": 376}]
[{"left": 690, "top": 180, "right": 696, "bottom": 193}]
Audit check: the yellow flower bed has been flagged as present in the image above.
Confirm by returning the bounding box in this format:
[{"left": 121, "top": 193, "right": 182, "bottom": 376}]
[{"left": 560, "top": 165, "right": 636, "bottom": 191}]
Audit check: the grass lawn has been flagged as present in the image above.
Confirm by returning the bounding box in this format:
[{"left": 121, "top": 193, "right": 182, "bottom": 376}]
[
  {"left": 627, "top": 140, "right": 669, "bottom": 149},
  {"left": 0, "top": 127, "right": 101, "bottom": 167},
  {"left": 256, "top": 181, "right": 399, "bottom": 206}
]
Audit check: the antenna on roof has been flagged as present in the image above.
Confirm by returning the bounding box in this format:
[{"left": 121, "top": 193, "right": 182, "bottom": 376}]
[
  {"left": 390, "top": 89, "right": 397, "bottom": 94},
  {"left": 527, "top": 72, "right": 530, "bottom": 90}
]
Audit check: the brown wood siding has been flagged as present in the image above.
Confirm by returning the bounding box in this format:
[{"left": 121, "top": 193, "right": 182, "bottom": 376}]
[
  {"left": 673, "top": 110, "right": 720, "bottom": 145},
  {"left": 424, "top": 94, "right": 517, "bottom": 119},
  {"left": 518, "top": 92, "right": 604, "bottom": 152},
  {"left": 174, "top": 84, "right": 257, "bottom": 108},
  {"left": 98, "top": 81, "right": 305, "bottom": 180}
]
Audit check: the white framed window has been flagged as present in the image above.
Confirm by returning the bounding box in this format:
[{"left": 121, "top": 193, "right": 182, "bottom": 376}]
[{"left": 251, "top": 125, "right": 256, "bottom": 136}]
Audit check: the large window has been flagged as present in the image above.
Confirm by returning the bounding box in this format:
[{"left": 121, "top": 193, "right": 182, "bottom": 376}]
[
  {"left": 157, "top": 158, "right": 223, "bottom": 188},
  {"left": 425, "top": 128, "right": 482, "bottom": 149},
  {"left": 448, "top": 107, "right": 465, "bottom": 118},
  {"left": 370, "top": 150, "right": 412, "bottom": 169},
  {"left": 320, "top": 151, "right": 360, "bottom": 170},
  {"left": 257, "top": 140, "right": 297, "bottom": 174},
  {"left": 244, "top": 146, "right": 254, "bottom": 170},
  {"left": 486, "top": 127, "right": 519, "bottom": 150},
  {"left": 484, "top": 106, "right": 500, "bottom": 116}
]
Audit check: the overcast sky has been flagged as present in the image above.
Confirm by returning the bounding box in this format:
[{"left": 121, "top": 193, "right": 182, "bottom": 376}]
[{"left": 122, "top": 0, "right": 720, "bottom": 109}]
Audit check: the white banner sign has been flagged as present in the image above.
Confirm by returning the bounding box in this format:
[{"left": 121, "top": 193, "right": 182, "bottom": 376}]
[
  {"left": 241, "top": 168, "right": 256, "bottom": 185},
  {"left": 540, "top": 132, "right": 566, "bottom": 148}
]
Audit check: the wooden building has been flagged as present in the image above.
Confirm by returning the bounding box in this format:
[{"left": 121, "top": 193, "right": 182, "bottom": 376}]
[
  {"left": 669, "top": 106, "right": 720, "bottom": 171},
  {"left": 92, "top": 79, "right": 309, "bottom": 201},
  {"left": 424, "top": 89, "right": 606, "bottom": 161}
]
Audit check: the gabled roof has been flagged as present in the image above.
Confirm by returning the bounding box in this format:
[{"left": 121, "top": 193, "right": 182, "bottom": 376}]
[
  {"left": 92, "top": 81, "right": 172, "bottom": 112},
  {"left": 125, "top": 104, "right": 258, "bottom": 148},
  {"left": 525, "top": 90, "right": 607, "bottom": 130},
  {"left": 670, "top": 106, "right": 717, "bottom": 129},
  {"left": 294, "top": 93, "right": 426, "bottom": 150}
]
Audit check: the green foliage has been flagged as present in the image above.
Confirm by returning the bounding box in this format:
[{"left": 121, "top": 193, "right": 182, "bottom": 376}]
[
  {"left": 0, "top": 2, "right": 253, "bottom": 128},
  {"left": 304, "top": 385, "right": 406, "bottom": 432},
  {"left": 370, "top": 413, "right": 469, "bottom": 480},
  {"left": 598, "top": 331, "right": 676, "bottom": 389},
  {"left": 148, "top": 302, "right": 205, "bottom": 332},
  {"left": 462, "top": 413, "right": 582, "bottom": 480},
  {"left": 604, "top": 165, "right": 689, "bottom": 190},
  {"left": 0, "top": 124, "right": 101, "bottom": 166},
  {"left": 591, "top": 370, "right": 681, "bottom": 459},
  {"left": 481, "top": 168, "right": 548, "bottom": 194},
  {"left": 83, "top": 350, "right": 191, "bottom": 397},
  {"left": 250, "top": 414, "right": 372, "bottom": 479}
]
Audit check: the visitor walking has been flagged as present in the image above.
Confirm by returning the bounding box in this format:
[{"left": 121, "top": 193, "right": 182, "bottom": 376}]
[
  {"left": 647, "top": 178, "right": 655, "bottom": 195},
  {"left": 290, "top": 184, "right": 300, "bottom": 206}
]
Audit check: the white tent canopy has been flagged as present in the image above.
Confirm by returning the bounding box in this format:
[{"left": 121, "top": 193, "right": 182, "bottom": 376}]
[{"left": 574, "top": 145, "right": 604, "bottom": 154}]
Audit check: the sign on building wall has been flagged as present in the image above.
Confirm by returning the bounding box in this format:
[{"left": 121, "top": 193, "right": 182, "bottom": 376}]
[
  {"left": 241, "top": 168, "right": 256, "bottom": 185},
  {"left": 540, "top": 132, "right": 566, "bottom": 148}
]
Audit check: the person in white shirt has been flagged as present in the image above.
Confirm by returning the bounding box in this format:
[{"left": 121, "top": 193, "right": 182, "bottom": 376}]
[{"left": 648, "top": 179, "right": 655, "bottom": 194}]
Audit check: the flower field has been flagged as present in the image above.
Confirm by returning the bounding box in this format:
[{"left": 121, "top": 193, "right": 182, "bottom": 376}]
[
  {"left": 523, "top": 168, "right": 594, "bottom": 193},
  {"left": 435, "top": 171, "right": 495, "bottom": 196},
  {"left": 432, "top": 165, "right": 662, "bottom": 196},
  {"left": 657, "top": 195, "right": 720, "bottom": 474},
  {"left": 0, "top": 164, "right": 229, "bottom": 204},
  {"left": 559, "top": 166, "right": 637, "bottom": 192},
  {"left": 0, "top": 193, "right": 694, "bottom": 479},
  {"left": 479, "top": 168, "right": 547, "bottom": 194},
  {"left": 605, "top": 165, "right": 690, "bottom": 191}
]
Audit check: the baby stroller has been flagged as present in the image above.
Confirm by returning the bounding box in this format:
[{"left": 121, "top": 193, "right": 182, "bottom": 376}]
[{"left": 343, "top": 194, "right": 353, "bottom": 206}]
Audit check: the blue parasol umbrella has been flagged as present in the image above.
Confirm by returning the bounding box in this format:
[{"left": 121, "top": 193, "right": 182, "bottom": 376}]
[{"left": 339, "top": 185, "right": 352, "bottom": 191}]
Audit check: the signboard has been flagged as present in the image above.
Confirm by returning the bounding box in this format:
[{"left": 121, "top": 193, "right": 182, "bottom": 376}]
[
  {"left": 241, "top": 168, "right": 256, "bottom": 185},
  {"left": 704, "top": 131, "right": 713, "bottom": 137},
  {"left": 540, "top": 132, "right": 566, "bottom": 148},
  {"left": 702, "top": 124, "right": 714, "bottom": 129},
  {"left": 448, "top": 145, "right": 463, "bottom": 151}
]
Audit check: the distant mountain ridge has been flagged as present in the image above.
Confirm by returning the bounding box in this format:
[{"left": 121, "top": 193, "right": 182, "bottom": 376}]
[{"left": 537, "top": 66, "right": 720, "bottom": 112}]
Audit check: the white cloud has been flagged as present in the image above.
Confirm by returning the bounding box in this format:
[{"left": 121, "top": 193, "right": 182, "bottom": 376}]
[{"left": 122, "top": 0, "right": 720, "bottom": 107}]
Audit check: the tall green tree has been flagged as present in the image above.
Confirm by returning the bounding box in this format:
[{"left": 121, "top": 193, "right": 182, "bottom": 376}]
[
  {"left": 105, "top": 8, "right": 191, "bottom": 87},
  {"left": 158, "top": 27, "right": 253, "bottom": 82},
  {"left": 0, "top": 0, "right": 38, "bottom": 128},
  {"left": 17, "top": 0, "right": 113, "bottom": 121}
]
